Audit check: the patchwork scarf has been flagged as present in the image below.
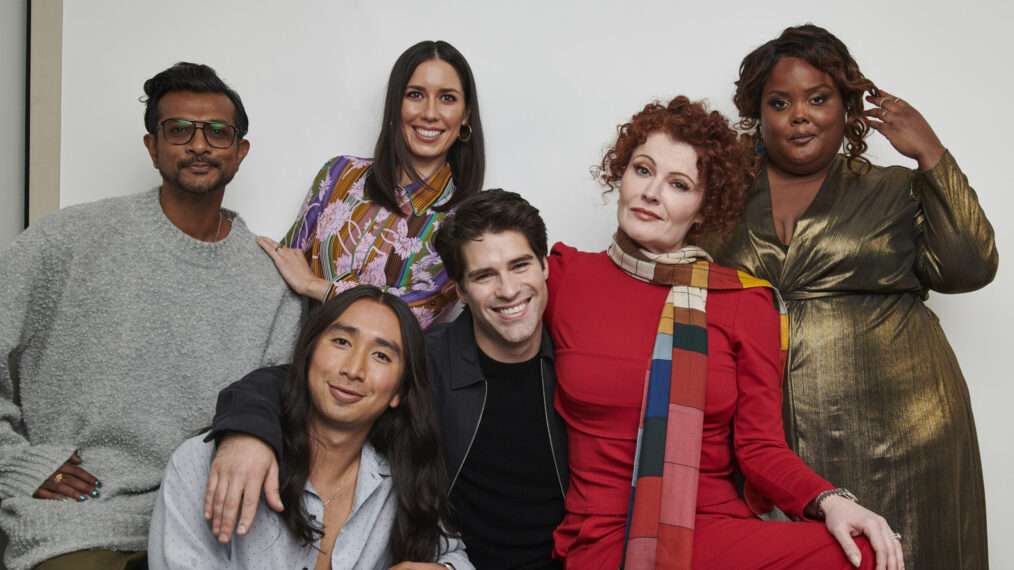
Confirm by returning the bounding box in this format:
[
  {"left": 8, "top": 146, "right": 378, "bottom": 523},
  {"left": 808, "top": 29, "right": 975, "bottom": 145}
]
[{"left": 608, "top": 230, "right": 787, "bottom": 570}]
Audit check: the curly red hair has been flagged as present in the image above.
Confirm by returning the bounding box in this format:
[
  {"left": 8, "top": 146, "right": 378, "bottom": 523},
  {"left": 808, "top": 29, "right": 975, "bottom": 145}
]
[{"left": 597, "top": 96, "right": 755, "bottom": 243}]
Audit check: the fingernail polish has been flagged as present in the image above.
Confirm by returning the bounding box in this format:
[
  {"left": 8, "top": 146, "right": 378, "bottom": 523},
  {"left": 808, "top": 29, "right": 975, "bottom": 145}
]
[
  {"left": 59, "top": 498, "right": 69, "bottom": 502},
  {"left": 91, "top": 490, "right": 100, "bottom": 498},
  {"left": 94, "top": 480, "right": 102, "bottom": 488},
  {"left": 77, "top": 495, "right": 88, "bottom": 502}
]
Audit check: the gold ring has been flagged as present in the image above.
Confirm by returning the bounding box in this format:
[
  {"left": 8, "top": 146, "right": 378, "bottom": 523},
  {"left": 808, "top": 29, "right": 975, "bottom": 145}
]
[
  {"left": 275, "top": 245, "right": 283, "bottom": 251},
  {"left": 882, "top": 109, "right": 890, "bottom": 120},
  {"left": 53, "top": 473, "right": 63, "bottom": 484}
]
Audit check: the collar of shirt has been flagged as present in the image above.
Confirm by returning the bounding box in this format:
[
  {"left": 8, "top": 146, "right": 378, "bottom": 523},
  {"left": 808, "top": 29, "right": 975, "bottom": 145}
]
[
  {"left": 399, "top": 163, "right": 455, "bottom": 215},
  {"left": 303, "top": 442, "right": 391, "bottom": 511}
]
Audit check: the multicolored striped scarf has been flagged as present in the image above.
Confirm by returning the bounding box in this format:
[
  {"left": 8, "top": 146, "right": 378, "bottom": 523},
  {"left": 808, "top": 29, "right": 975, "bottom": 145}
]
[{"left": 607, "top": 230, "right": 787, "bottom": 570}]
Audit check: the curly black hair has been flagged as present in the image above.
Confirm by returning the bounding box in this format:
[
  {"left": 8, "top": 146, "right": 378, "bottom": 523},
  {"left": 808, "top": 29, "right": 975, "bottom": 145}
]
[{"left": 734, "top": 24, "right": 876, "bottom": 173}]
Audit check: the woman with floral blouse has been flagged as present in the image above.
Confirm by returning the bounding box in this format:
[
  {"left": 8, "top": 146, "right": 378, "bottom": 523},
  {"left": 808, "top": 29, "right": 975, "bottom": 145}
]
[{"left": 258, "top": 40, "right": 485, "bottom": 327}]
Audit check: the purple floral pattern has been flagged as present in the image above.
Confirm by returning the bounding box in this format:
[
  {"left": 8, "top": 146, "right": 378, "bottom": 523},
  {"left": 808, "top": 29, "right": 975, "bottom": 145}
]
[{"left": 281, "top": 155, "right": 458, "bottom": 327}]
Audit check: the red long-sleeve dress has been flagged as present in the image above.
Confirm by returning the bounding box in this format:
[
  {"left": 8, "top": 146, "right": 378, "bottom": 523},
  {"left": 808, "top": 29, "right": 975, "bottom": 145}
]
[{"left": 545, "top": 244, "right": 874, "bottom": 569}]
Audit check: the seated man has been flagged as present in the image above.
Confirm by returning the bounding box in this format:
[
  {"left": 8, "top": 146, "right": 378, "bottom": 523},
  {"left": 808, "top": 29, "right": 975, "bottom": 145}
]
[
  {"left": 205, "top": 190, "right": 567, "bottom": 569},
  {"left": 0, "top": 62, "right": 303, "bottom": 569},
  {"left": 149, "top": 287, "right": 471, "bottom": 569}
]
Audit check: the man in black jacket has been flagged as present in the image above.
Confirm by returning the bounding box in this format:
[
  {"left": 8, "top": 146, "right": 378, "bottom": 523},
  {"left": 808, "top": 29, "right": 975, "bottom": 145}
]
[
  {"left": 428, "top": 189, "right": 567, "bottom": 568},
  {"left": 204, "top": 190, "right": 567, "bottom": 569}
]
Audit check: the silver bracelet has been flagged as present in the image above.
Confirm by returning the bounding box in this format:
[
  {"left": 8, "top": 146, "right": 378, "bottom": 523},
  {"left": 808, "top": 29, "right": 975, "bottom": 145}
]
[
  {"left": 814, "top": 488, "right": 859, "bottom": 518},
  {"left": 441, "top": 564, "right": 456, "bottom": 570}
]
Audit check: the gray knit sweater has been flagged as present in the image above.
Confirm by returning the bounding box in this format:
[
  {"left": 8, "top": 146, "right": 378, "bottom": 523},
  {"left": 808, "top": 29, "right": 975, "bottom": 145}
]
[{"left": 0, "top": 188, "right": 304, "bottom": 569}]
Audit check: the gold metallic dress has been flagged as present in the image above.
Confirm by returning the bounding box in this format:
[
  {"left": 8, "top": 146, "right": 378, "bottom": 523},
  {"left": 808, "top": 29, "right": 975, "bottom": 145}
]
[{"left": 715, "top": 151, "right": 997, "bottom": 569}]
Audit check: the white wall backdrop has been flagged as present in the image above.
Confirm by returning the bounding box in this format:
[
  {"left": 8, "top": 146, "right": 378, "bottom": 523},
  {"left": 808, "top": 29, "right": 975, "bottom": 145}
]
[{"left": 58, "top": 0, "right": 1012, "bottom": 565}]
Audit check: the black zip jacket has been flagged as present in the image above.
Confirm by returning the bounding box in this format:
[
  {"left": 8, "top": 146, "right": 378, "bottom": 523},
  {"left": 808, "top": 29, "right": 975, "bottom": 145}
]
[{"left": 207, "top": 308, "right": 569, "bottom": 497}]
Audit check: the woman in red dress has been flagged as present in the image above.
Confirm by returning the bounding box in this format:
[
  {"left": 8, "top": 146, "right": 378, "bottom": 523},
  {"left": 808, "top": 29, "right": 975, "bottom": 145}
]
[{"left": 545, "top": 96, "right": 903, "bottom": 570}]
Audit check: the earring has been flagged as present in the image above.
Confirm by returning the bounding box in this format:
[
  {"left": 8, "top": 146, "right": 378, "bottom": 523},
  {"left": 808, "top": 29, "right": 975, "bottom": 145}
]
[
  {"left": 753, "top": 137, "right": 769, "bottom": 161},
  {"left": 458, "top": 122, "right": 472, "bottom": 143}
]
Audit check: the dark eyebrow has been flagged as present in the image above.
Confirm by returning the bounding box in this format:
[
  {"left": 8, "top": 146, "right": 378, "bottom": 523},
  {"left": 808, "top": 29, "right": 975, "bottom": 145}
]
[
  {"left": 405, "top": 84, "right": 463, "bottom": 95},
  {"left": 464, "top": 266, "right": 490, "bottom": 280},
  {"left": 374, "top": 336, "right": 402, "bottom": 358},
  {"left": 326, "top": 322, "right": 402, "bottom": 358},
  {"left": 326, "top": 322, "right": 357, "bottom": 336},
  {"left": 166, "top": 117, "right": 233, "bottom": 124},
  {"left": 508, "top": 253, "right": 537, "bottom": 266},
  {"left": 466, "top": 253, "right": 537, "bottom": 280},
  {"left": 765, "top": 83, "right": 835, "bottom": 97}
]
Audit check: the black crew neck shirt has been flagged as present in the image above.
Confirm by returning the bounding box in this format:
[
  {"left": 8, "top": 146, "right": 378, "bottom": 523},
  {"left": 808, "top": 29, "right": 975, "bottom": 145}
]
[{"left": 449, "top": 350, "right": 564, "bottom": 569}]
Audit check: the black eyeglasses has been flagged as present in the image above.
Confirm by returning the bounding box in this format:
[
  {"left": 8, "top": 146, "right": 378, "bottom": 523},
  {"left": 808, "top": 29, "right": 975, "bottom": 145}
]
[{"left": 158, "top": 118, "right": 242, "bottom": 149}]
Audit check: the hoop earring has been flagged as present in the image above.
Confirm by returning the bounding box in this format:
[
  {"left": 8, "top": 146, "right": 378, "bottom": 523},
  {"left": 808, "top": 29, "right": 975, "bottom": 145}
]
[{"left": 458, "top": 122, "right": 472, "bottom": 143}]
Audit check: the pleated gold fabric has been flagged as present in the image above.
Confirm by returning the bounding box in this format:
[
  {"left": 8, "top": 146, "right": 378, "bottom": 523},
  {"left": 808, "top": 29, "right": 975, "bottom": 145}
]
[{"left": 714, "top": 151, "right": 997, "bottom": 569}]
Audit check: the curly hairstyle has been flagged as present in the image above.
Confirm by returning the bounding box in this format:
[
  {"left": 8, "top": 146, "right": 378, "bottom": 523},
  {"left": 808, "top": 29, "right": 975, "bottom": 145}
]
[
  {"left": 733, "top": 24, "right": 876, "bottom": 173},
  {"left": 597, "top": 96, "right": 755, "bottom": 243}
]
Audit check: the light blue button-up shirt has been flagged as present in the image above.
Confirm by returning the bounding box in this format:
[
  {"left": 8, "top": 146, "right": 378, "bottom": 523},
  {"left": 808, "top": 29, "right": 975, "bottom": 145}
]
[{"left": 149, "top": 436, "right": 471, "bottom": 570}]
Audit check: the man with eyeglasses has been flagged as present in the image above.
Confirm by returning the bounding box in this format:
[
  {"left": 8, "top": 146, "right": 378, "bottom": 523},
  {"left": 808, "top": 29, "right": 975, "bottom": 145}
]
[{"left": 0, "top": 62, "right": 302, "bottom": 569}]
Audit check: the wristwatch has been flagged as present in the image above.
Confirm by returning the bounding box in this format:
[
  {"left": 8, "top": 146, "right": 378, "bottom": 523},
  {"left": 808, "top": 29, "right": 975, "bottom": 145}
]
[{"left": 814, "top": 488, "right": 859, "bottom": 518}]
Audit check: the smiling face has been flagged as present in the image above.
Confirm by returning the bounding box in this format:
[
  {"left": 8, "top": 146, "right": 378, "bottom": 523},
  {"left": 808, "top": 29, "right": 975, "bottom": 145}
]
[
  {"left": 142, "top": 91, "right": 250, "bottom": 196},
  {"left": 616, "top": 132, "right": 705, "bottom": 254},
  {"left": 759, "top": 57, "right": 846, "bottom": 176},
  {"left": 456, "top": 230, "right": 548, "bottom": 363},
  {"left": 307, "top": 299, "right": 404, "bottom": 436},
  {"left": 400, "top": 58, "right": 469, "bottom": 179}
]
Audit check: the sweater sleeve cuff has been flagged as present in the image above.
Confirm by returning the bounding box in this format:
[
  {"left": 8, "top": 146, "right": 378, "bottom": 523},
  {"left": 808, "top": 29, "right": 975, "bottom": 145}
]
[{"left": 0, "top": 443, "right": 78, "bottom": 499}]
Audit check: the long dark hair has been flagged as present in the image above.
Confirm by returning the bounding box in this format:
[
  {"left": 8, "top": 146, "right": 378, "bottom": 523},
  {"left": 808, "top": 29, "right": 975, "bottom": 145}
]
[
  {"left": 277, "top": 286, "right": 455, "bottom": 562},
  {"left": 733, "top": 24, "right": 876, "bottom": 174},
  {"left": 367, "top": 40, "right": 485, "bottom": 213}
]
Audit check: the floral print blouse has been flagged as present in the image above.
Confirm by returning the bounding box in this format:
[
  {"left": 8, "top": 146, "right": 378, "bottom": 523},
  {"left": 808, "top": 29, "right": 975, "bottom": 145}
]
[{"left": 281, "top": 155, "right": 457, "bottom": 328}]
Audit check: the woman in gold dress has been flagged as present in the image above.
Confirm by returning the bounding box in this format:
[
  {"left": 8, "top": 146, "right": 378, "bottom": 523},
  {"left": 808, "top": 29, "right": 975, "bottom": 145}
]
[{"left": 716, "top": 24, "right": 998, "bottom": 569}]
